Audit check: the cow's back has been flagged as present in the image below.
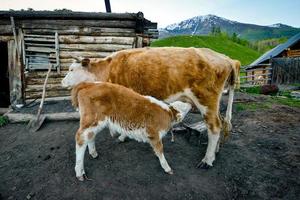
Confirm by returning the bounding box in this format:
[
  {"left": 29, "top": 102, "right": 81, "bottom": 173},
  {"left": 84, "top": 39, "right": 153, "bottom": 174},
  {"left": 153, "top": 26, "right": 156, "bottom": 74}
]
[{"left": 108, "top": 47, "right": 233, "bottom": 100}]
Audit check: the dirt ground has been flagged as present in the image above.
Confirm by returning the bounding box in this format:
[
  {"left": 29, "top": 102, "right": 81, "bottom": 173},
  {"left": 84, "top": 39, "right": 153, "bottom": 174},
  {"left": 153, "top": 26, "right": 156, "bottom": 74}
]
[{"left": 0, "top": 93, "right": 299, "bottom": 200}]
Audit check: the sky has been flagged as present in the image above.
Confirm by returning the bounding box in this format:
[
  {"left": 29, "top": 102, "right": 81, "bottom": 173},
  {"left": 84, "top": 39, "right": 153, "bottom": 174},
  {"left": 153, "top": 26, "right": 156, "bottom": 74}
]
[{"left": 1, "top": 0, "right": 300, "bottom": 28}]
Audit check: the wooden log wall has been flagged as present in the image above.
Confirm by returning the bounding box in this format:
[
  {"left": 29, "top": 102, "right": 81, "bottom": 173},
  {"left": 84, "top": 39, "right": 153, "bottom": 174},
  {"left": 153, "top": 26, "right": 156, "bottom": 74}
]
[
  {"left": 17, "top": 19, "right": 136, "bottom": 100},
  {"left": 271, "top": 57, "right": 300, "bottom": 84},
  {"left": 0, "top": 12, "right": 158, "bottom": 102}
]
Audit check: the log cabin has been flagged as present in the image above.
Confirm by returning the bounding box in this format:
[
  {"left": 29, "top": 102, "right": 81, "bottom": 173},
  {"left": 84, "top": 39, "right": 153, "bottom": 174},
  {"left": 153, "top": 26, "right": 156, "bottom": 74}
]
[{"left": 0, "top": 10, "right": 158, "bottom": 108}]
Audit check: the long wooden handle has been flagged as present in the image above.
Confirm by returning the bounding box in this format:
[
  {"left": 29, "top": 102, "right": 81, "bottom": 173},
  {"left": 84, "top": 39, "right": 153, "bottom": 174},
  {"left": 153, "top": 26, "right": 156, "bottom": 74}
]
[{"left": 36, "top": 64, "right": 52, "bottom": 119}]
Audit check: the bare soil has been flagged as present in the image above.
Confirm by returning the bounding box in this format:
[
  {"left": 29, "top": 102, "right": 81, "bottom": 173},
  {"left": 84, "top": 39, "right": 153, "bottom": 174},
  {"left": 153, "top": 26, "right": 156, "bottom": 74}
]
[{"left": 0, "top": 93, "right": 299, "bottom": 200}]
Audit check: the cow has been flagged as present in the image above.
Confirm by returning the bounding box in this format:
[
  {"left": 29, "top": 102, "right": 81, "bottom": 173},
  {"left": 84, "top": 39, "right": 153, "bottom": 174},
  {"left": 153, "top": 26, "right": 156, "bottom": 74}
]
[
  {"left": 62, "top": 47, "right": 240, "bottom": 169},
  {"left": 71, "top": 82, "right": 192, "bottom": 181}
]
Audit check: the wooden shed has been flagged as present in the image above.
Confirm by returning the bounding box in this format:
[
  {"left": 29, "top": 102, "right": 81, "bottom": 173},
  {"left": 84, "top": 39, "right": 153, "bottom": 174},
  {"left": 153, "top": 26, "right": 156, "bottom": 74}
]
[
  {"left": 244, "top": 32, "right": 300, "bottom": 85},
  {"left": 0, "top": 10, "right": 158, "bottom": 107}
]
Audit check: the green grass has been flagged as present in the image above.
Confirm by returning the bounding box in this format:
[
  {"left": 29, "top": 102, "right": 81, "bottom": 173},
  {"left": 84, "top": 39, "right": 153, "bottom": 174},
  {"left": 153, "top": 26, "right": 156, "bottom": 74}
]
[
  {"left": 236, "top": 92, "right": 300, "bottom": 112},
  {"left": 0, "top": 116, "right": 9, "bottom": 127},
  {"left": 151, "top": 35, "right": 261, "bottom": 65},
  {"left": 236, "top": 102, "right": 271, "bottom": 111}
]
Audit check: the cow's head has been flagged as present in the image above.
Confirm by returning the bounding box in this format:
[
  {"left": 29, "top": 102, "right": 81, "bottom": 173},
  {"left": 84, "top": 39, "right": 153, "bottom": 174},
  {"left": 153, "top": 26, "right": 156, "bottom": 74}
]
[
  {"left": 62, "top": 57, "right": 113, "bottom": 87},
  {"left": 169, "top": 101, "right": 192, "bottom": 124}
]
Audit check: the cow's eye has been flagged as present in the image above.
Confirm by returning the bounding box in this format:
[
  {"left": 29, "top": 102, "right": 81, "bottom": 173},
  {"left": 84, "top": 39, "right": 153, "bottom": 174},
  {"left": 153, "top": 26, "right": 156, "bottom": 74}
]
[{"left": 70, "top": 69, "right": 73, "bottom": 72}]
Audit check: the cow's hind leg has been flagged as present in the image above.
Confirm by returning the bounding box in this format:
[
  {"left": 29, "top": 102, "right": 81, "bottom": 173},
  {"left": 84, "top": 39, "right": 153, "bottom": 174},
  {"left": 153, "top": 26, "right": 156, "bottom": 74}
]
[{"left": 197, "top": 111, "right": 221, "bottom": 169}]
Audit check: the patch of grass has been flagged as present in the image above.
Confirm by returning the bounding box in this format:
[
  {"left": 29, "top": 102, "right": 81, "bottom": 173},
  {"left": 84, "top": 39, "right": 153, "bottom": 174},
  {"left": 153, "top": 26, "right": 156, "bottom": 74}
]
[
  {"left": 0, "top": 115, "right": 9, "bottom": 127},
  {"left": 151, "top": 35, "right": 261, "bottom": 66},
  {"left": 270, "top": 97, "right": 300, "bottom": 108},
  {"left": 236, "top": 102, "right": 271, "bottom": 112},
  {"left": 240, "top": 86, "right": 261, "bottom": 94}
]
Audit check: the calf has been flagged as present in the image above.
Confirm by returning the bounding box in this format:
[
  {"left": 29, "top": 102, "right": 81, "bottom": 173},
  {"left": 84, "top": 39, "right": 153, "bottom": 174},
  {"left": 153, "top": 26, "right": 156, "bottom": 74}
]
[{"left": 72, "top": 82, "right": 191, "bottom": 181}]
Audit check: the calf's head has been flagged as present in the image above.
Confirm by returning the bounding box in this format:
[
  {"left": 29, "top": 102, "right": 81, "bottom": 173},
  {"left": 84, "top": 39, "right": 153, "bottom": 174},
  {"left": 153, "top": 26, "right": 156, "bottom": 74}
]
[
  {"left": 61, "top": 58, "right": 96, "bottom": 87},
  {"left": 169, "top": 101, "right": 192, "bottom": 124}
]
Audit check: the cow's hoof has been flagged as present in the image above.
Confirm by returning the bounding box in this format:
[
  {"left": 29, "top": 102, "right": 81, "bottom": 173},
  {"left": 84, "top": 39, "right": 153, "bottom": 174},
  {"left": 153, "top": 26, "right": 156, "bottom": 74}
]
[
  {"left": 77, "top": 176, "right": 84, "bottom": 181},
  {"left": 196, "top": 161, "right": 212, "bottom": 169}
]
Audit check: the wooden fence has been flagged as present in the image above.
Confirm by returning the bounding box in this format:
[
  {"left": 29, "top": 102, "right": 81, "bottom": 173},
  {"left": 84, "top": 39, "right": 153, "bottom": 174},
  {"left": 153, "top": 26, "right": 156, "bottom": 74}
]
[
  {"left": 271, "top": 57, "right": 300, "bottom": 84},
  {"left": 241, "top": 57, "right": 300, "bottom": 85},
  {"left": 241, "top": 64, "right": 272, "bottom": 85}
]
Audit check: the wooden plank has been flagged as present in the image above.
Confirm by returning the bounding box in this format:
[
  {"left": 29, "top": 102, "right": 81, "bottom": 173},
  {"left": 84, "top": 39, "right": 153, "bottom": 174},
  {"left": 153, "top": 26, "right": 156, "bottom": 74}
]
[
  {"left": 23, "top": 28, "right": 136, "bottom": 37},
  {"left": 25, "top": 90, "right": 70, "bottom": 99},
  {"left": 25, "top": 43, "right": 55, "bottom": 47},
  {"left": 24, "top": 37, "right": 55, "bottom": 42},
  {"left": 241, "top": 73, "right": 272, "bottom": 79},
  {"left": 8, "top": 40, "right": 23, "bottom": 105},
  {"left": 26, "top": 77, "right": 63, "bottom": 85},
  {"left": 18, "top": 20, "right": 136, "bottom": 28},
  {"left": 59, "top": 51, "right": 111, "bottom": 59},
  {"left": 25, "top": 70, "right": 67, "bottom": 79},
  {"left": 25, "top": 83, "right": 67, "bottom": 92},
  {"left": 245, "top": 78, "right": 271, "bottom": 83},
  {"left": 4, "top": 112, "right": 80, "bottom": 123},
  {"left": 24, "top": 34, "right": 55, "bottom": 38},
  {"left": 59, "top": 35, "right": 135, "bottom": 45},
  {"left": 26, "top": 46, "right": 56, "bottom": 53},
  {"left": 55, "top": 31, "right": 60, "bottom": 73},
  {"left": 0, "top": 35, "right": 13, "bottom": 41},
  {"left": 59, "top": 43, "right": 132, "bottom": 51},
  {"left": 246, "top": 67, "right": 272, "bottom": 72}
]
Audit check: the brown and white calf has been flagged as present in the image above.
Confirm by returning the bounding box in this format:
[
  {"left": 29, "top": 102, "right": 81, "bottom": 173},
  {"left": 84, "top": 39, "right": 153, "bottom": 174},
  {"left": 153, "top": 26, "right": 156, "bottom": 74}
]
[
  {"left": 71, "top": 82, "right": 191, "bottom": 181},
  {"left": 62, "top": 47, "right": 240, "bottom": 168}
]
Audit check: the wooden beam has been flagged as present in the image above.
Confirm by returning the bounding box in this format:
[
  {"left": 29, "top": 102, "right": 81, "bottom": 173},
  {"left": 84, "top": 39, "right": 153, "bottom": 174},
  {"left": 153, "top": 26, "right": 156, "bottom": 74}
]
[
  {"left": 59, "top": 43, "right": 132, "bottom": 51},
  {"left": 59, "top": 35, "right": 135, "bottom": 45}
]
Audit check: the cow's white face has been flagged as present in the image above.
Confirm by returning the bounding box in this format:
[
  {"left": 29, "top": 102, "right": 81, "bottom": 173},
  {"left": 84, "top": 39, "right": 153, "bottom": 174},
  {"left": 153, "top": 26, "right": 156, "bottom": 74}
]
[
  {"left": 169, "top": 101, "right": 192, "bottom": 123},
  {"left": 61, "top": 62, "right": 96, "bottom": 87}
]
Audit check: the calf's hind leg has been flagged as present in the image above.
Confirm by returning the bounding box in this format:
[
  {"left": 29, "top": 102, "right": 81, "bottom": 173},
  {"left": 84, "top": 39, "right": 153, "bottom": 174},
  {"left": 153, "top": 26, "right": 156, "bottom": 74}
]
[{"left": 149, "top": 133, "right": 173, "bottom": 174}]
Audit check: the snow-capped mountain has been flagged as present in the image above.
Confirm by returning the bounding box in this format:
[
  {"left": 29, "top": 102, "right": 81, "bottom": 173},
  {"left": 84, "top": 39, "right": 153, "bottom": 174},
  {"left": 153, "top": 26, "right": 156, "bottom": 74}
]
[{"left": 159, "top": 15, "right": 299, "bottom": 41}]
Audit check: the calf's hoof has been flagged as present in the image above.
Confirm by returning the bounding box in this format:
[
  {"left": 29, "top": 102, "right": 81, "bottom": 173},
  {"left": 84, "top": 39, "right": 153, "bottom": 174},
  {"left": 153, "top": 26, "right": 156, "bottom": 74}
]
[
  {"left": 196, "top": 161, "right": 212, "bottom": 169},
  {"left": 77, "top": 176, "right": 85, "bottom": 181},
  {"left": 166, "top": 170, "right": 174, "bottom": 175},
  {"left": 90, "top": 152, "right": 99, "bottom": 159}
]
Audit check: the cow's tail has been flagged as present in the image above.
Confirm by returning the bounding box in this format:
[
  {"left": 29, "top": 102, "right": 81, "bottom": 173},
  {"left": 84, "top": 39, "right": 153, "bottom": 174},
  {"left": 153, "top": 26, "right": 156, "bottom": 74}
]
[{"left": 222, "top": 60, "right": 241, "bottom": 140}]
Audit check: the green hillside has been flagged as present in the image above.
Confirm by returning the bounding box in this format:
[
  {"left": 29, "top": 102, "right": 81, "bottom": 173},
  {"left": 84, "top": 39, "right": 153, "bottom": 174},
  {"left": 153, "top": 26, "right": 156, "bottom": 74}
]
[{"left": 151, "top": 35, "right": 262, "bottom": 66}]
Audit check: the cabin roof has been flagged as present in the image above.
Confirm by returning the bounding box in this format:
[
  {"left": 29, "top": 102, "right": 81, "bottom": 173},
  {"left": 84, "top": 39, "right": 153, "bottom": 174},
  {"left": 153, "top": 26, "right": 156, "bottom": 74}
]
[
  {"left": 0, "top": 10, "right": 141, "bottom": 20},
  {"left": 250, "top": 32, "right": 300, "bottom": 66}
]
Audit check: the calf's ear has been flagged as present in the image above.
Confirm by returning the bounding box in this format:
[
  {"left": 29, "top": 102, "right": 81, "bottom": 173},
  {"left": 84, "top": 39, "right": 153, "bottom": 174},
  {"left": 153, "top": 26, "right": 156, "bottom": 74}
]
[
  {"left": 81, "top": 58, "right": 90, "bottom": 67},
  {"left": 170, "top": 106, "right": 182, "bottom": 122}
]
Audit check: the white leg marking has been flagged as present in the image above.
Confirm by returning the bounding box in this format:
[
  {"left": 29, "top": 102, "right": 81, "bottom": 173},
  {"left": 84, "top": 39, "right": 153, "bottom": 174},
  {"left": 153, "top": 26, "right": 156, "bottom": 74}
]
[
  {"left": 87, "top": 140, "right": 98, "bottom": 158},
  {"left": 118, "top": 134, "right": 127, "bottom": 142},
  {"left": 225, "top": 86, "right": 234, "bottom": 122},
  {"left": 75, "top": 143, "right": 87, "bottom": 180},
  {"left": 202, "top": 129, "right": 220, "bottom": 166},
  {"left": 157, "top": 153, "right": 173, "bottom": 174}
]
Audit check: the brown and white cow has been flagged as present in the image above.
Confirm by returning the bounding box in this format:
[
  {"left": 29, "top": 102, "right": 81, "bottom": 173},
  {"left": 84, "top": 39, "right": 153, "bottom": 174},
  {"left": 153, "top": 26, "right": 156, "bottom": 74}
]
[
  {"left": 62, "top": 47, "right": 240, "bottom": 168},
  {"left": 71, "top": 82, "right": 191, "bottom": 181}
]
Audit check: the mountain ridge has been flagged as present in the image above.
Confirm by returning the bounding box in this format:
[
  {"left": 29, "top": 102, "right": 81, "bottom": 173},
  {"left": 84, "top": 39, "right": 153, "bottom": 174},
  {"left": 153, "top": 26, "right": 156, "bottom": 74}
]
[{"left": 159, "top": 15, "right": 300, "bottom": 41}]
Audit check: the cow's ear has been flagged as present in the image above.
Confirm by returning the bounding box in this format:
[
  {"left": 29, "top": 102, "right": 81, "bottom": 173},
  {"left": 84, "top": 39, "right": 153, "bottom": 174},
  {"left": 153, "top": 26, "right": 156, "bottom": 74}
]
[
  {"left": 81, "top": 58, "right": 90, "bottom": 67},
  {"left": 106, "top": 57, "right": 112, "bottom": 63}
]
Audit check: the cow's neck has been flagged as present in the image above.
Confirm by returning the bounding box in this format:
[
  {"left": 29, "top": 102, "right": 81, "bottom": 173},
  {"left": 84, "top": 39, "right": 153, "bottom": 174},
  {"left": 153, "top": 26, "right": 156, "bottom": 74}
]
[{"left": 88, "top": 63, "right": 110, "bottom": 82}]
